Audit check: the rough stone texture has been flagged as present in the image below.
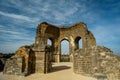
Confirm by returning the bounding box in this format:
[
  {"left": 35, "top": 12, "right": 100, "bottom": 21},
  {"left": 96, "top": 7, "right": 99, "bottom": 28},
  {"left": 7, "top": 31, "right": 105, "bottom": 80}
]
[
  {"left": 74, "top": 46, "right": 120, "bottom": 80},
  {"left": 3, "top": 22, "right": 120, "bottom": 79},
  {"left": 0, "top": 58, "right": 5, "bottom": 71},
  {"left": 35, "top": 22, "right": 96, "bottom": 62},
  {"left": 33, "top": 45, "right": 52, "bottom": 74},
  {"left": 3, "top": 46, "right": 30, "bottom": 75},
  {"left": 3, "top": 57, "right": 23, "bottom": 75},
  {"left": 4, "top": 45, "right": 52, "bottom": 75},
  {"left": 0, "top": 53, "right": 14, "bottom": 71}
]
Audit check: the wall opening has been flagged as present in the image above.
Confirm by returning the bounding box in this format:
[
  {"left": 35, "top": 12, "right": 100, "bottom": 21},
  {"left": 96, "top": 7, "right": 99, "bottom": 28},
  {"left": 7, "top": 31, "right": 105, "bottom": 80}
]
[
  {"left": 79, "top": 39, "right": 82, "bottom": 48},
  {"left": 60, "top": 40, "right": 70, "bottom": 62},
  {"left": 75, "top": 37, "right": 82, "bottom": 49},
  {"left": 47, "top": 38, "right": 52, "bottom": 46}
]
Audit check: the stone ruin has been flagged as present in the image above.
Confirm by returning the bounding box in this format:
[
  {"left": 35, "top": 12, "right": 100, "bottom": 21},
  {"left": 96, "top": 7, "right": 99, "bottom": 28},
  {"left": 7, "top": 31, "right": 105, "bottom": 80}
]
[
  {"left": 3, "top": 22, "right": 120, "bottom": 79},
  {"left": 74, "top": 46, "right": 120, "bottom": 80}
]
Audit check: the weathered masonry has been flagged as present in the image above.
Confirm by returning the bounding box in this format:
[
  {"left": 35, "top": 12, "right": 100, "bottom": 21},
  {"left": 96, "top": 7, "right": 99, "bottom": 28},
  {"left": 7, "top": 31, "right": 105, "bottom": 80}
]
[
  {"left": 4, "top": 22, "right": 120, "bottom": 80},
  {"left": 34, "top": 22, "right": 96, "bottom": 62}
]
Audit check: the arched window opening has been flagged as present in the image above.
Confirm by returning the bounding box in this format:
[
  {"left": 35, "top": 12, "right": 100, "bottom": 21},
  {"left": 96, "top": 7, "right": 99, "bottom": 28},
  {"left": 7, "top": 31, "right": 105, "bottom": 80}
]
[
  {"left": 60, "top": 40, "right": 70, "bottom": 62},
  {"left": 47, "top": 38, "right": 52, "bottom": 46},
  {"left": 75, "top": 37, "right": 82, "bottom": 49},
  {"left": 79, "top": 39, "right": 82, "bottom": 48},
  {"left": 61, "top": 40, "right": 69, "bottom": 54}
]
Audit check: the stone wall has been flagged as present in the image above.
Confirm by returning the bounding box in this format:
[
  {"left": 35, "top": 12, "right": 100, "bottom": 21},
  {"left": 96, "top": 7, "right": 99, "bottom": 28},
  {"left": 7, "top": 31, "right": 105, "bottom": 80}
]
[
  {"left": 35, "top": 22, "right": 96, "bottom": 62},
  {"left": 3, "top": 46, "right": 30, "bottom": 75},
  {"left": 3, "top": 57, "right": 23, "bottom": 75},
  {"left": 32, "top": 45, "right": 52, "bottom": 74},
  {"left": 3, "top": 45, "right": 52, "bottom": 75},
  {"left": 3, "top": 22, "right": 120, "bottom": 78},
  {"left": 74, "top": 46, "right": 120, "bottom": 80}
]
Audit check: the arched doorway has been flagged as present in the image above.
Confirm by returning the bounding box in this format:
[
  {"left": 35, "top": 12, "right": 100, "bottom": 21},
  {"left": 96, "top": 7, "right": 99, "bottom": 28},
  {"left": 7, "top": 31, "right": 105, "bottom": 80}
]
[{"left": 60, "top": 40, "right": 70, "bottom": 62}]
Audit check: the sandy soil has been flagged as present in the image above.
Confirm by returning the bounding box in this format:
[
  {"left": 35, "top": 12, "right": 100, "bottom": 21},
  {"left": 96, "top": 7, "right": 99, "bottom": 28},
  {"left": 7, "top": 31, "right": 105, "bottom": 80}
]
[{"left": 0, "top": 62, "right": 97, "bottom": 80}]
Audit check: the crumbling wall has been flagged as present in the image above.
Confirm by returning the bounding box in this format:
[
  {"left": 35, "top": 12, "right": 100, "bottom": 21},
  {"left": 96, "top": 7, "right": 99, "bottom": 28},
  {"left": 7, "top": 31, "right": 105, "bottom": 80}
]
[
  {"left": 36, "top": 22, "right": 96, "bottom": 62},
  {"left": 4, "top": 46, "right": 30, "bottom": 75},
  {"left": 15, "top": 46, "right": 30, "bottom": 73},
  {"left": 3, "top": 57, "right": 23, "bottom": 75},
  {"left": 4, "top": 22, "right": 120, "bottom": 78},
  {"left": 74, "top": 46, "right": 120, "bottom": 80},
  {"left": 4, "top": 45, "right": 53, "bottom": 75}
]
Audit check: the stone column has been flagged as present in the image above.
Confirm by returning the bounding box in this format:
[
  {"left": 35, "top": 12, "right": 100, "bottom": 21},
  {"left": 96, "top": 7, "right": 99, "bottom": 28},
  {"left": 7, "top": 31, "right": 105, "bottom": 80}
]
[
  {"left": 35, "top": 51, "right": 45, "bottom": 73},
  {"left": 69, "top": 36, "right": 75, "bottom": 62},
  {"left": 54, "top": 40, "right": 60, "bottom": 63}
]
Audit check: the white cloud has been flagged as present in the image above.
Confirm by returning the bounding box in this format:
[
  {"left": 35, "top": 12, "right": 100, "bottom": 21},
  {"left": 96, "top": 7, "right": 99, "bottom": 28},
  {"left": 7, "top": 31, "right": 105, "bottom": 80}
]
[
  {"left": 0, "top": 25, "right": 35, "bottom": 42},
  {"left": 0, "top": 25, "right": 34, "bottom": 53},
  {"left": 90, "top": 24, "right": 120, "bottom": 47},
  {"left": 0, "top": 29, "right": 21, "bottom": 35},
  {"left": 0, "top": 40, "right": 33, "bottom": 53},
  {"left": 1, "top": 0, "right": 101, "bottom": 25},
  {"left": 0, "top": 0, "right": 120, "bottom": 54},
  {"left": 0, "top": 11, "right": 38, "bottom": 22},
  {"left": 0, "top": 0, "right": 95, "bottom": 25}
]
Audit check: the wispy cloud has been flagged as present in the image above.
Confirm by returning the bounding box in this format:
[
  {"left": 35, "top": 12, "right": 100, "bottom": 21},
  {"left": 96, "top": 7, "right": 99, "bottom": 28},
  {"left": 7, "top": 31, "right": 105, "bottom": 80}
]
[
  {"left": 90, "top": 23, "right": 120, "bottom": 55},
  {"left": 0, "top": 24, "right": 35, "bottom": 53},
  {"left": 0, "top": 40, "right": 34, "bottom": 53},
  {"left": 0, "top": 11, "right": 38, "bottom": 22},
  {"left": 91, "top": 24, "right": 120, "bottom": 50},
  {"left": 92, "top": 25, "right": 120, "bottom": 44},
  {"left": 0, "top": 25, "right": 35, "bottom": 41},
  {"left": 0, "top": 0, "right": 120, "bottom": 54},
  {"left": 0, "top": 0, "right": 97, "bottom": 25}
]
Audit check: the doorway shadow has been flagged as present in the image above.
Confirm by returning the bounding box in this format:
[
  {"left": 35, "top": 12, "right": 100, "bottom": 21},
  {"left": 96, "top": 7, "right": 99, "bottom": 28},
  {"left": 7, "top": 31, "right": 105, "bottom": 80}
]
[{"left": 51, "top": 66, "right": 71, "bottom": 73}]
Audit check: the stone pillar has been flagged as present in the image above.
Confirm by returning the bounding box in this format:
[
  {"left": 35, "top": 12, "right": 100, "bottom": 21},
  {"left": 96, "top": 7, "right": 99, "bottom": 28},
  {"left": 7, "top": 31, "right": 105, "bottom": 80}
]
[
  {"left": 69, "top": 38, "right": 75, "bottom": 62},
  {"left": 54, "top": 40, "right": 60, "bottom": 63},
  {"left": 54, "top": 48, "right": 60, "bottom": 63},
  {"left": 33, "top": 45, "right": 52, "bottom": 73},
  {"left": 56, "top": 54, "right": 60, "bottom": 63},
  {"left": 16, "top": 57, "right": 23, "bottom": 74},
  {"left": 35, "top": 51, "right": 45, "bottom": 73},
  {"left": 24, "top": 58, "right": 28, "bottom": 75}
]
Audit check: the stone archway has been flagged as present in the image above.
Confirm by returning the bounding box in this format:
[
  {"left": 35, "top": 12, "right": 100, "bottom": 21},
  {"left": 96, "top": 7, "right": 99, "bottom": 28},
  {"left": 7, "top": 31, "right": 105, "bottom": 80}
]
[
  {"left": 60, "top": 39, "right": 70, "bottom": 62},
  {"left": 34, "top": 22, "right": 96, "bottom": 63},
  {"left": 4, "top": 22, "right": 120, "bottom": 79},
  {"left": 4, "top": 22, "right": 96, "bottom": 75}
]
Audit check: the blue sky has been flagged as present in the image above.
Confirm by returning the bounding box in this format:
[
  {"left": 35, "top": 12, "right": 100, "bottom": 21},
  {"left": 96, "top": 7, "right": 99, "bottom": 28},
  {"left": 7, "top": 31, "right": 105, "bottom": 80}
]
[{"left": 0, "top": 0, "right": 120, "bottom": 55}]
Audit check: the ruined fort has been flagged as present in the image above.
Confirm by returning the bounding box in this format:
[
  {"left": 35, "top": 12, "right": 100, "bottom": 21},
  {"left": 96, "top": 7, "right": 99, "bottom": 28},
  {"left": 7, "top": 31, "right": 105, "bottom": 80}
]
[{"left": 3, "top": 22, "right": 120, "bottom": 80}]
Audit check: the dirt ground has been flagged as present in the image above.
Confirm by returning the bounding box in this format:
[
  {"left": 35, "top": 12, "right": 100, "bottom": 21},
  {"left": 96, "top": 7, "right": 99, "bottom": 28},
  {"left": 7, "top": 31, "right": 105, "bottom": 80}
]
[{"left": 0, "top": 62, "right": 97, "bottom": 80}]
